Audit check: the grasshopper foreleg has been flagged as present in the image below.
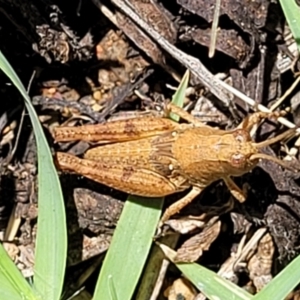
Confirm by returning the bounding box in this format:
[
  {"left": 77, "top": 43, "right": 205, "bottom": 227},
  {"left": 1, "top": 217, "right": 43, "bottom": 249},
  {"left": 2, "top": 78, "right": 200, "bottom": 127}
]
[
  {"left": 223, "top": 176, "right": 246, "bottom": 203},
  {"left": 238, "top": 111, "right": 286, "bottom": 132}
]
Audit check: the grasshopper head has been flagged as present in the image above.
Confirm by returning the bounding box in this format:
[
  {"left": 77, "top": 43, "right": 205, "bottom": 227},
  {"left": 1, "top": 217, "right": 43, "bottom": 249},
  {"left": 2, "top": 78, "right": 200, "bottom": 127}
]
[
  {"left": 227, "top": 128, "right": 297, "bottom": 176},
  {"left": 224, "top": 129, "right": 259, "bottom": 176}
]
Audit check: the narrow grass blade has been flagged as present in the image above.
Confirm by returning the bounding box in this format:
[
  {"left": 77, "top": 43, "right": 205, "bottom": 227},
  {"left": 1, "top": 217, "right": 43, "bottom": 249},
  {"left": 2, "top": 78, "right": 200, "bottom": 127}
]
[
  {"left": 0, "top": 244, "right": 39, "bottom": 299},
  {"left": 93, "top": 196, "right": 163, "bottom": 299},
  {"left": 279, "top": 0, "right": 300, "bottom": 51},
  {"left": 160, "top": 244, "right": 253, "bottom": 300},
  {"left": 252, "top": 253, "right": 300, "bottom": 300},
  {"left": 177, "top": 263, "right": 253, "bottom": 300},
  {"left": 170, "top": 70, "right": 189, "bottom": 121},
  {"left": 0, "top": 52, "right": 67, "bottom": 299}
]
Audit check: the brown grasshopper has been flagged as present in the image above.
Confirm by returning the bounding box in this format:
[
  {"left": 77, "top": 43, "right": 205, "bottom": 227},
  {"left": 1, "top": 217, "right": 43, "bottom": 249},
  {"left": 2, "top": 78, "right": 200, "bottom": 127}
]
[{"left": 54, "top": 103, "right": 296, "bottom": 223}]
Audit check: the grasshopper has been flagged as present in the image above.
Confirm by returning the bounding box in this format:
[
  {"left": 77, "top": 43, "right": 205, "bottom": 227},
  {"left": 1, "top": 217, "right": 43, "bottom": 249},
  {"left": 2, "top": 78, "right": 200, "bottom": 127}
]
[{"left": 54, "top": 103, "right": 296, "bottom": 223}]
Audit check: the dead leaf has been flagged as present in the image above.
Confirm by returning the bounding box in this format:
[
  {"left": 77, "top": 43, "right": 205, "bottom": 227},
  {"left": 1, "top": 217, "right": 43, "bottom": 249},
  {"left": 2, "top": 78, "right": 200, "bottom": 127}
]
[
  {"left": 175, "top": 220, "right": 221, "bottom": 262},
  {"left": 164, "top": 278, "right": 197, "bottom": 300}
]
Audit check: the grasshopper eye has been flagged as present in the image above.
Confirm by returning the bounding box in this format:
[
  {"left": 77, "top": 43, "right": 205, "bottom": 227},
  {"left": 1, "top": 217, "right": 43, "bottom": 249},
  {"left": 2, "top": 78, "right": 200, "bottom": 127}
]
[
  {"left": 233, "top": 129, "right": 251, "bottom": 143},
  {"left": 231, "top": 153, "right": 246, "bottom": 168}
]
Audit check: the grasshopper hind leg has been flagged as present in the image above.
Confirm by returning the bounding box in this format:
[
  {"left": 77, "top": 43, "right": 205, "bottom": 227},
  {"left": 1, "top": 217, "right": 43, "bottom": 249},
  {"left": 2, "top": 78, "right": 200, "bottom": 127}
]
[
  {"left": 54, "top": 116, "right": 181, "bottom": 143},
  {"left": 56, "top": 152, "right": 182, "bottom": 197}
]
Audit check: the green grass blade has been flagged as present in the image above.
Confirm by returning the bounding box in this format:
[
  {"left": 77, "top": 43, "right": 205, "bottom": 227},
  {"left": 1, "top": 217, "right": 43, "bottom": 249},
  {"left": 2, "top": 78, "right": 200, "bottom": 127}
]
[
  {"left": 160, "top": 244, "right": 253, "bottom": 300},
  {"left": 0, "top": 52, "right": 67, "bottom": 299},
  {"left": 94, "top": 72, "right": 189, "bottom": 299},
  {"left": 279, "top": 0, "right": 300, "bottom": 51},
  {"left": 177, "top": 262, "right": 253, "bottom": 300},
  {"left": 170, "top": 70, "right": 189, "bottom": 121},
  {"left": 252, "top": 254, "right": 300, "bottom": 300},
  {"left": 0, "top": 244, "right": 39, "bottom": 299},
  {"left": 93, "top": 196, "right": 163, "bottom": 299}
]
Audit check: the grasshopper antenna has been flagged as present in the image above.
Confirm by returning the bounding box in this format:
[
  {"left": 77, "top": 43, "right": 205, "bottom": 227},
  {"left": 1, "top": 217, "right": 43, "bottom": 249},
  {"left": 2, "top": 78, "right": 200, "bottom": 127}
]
[
  {"left": 254, "top": 128, "right": 297, "bottom": 149},
  {"left": 251, "top": 128, "right": 299, "bottom": 172}
]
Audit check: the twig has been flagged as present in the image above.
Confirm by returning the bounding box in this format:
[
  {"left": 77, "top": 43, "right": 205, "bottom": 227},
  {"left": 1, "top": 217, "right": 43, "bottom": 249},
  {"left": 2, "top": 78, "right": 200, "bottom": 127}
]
[
  {"left": 269, "top": 75, "right": 300, "bottom": 111},
  {"left": 98, "top": 68, "right": 154, "bottom": 120},
  {"left": 217, "top": 79, "right": 299, "bottom": 132},
  {"left": 105, "top": 0, "right": 231, "bottom": 107},
  {"left": 90, "top": 0, "right": 118, "bottom": 25},
  {"left": 209, "top": 0, "right": 221, "bottom": 58}
]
